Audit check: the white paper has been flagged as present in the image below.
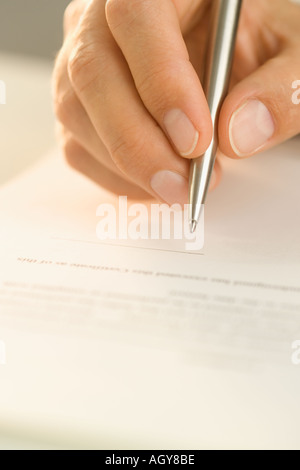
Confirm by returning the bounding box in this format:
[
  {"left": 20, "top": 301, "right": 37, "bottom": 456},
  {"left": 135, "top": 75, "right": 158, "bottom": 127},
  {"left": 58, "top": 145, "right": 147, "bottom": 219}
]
[{"left": 0, "top": 138, "right": 300, "bottom": 449}]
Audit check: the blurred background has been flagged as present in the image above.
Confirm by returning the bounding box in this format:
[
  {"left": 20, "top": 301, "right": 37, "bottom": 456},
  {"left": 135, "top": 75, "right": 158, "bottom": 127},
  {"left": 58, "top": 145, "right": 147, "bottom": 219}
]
[
  {"left": 0, "top": 0, "right": 70, "bottom": 185},
  {"left": 0, "top": 1, "right": 70, "bottom": 58}
]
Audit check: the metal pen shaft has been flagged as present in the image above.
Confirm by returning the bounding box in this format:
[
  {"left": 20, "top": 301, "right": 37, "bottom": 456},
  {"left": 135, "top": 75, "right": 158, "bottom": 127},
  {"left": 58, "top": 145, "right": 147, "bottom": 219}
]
[{"left": 189, "top": 0, "right": 243, "bottom": 231}]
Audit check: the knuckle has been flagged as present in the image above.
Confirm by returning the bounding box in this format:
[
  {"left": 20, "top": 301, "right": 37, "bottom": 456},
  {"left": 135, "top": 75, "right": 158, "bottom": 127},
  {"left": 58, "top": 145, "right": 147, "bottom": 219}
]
[
  {"left": 137, "top": 61, "right": 186, "bottom": 112},
  {"left": 105, "top": 0, "right": 128, "bottom": 28},
  {"left": 52, "top": 53, "right": 81, "bottom": 130},
  {"left": 54, "top": 90, "right": 79, "bottom": 130},
  {"left": 109, "top": 132, "right": 148, "bottom": 177},
  {"left": 68, "top": 41, "right": 99, "bottom": 93},
  {"left": 52, "top": 51, "right": 64, "bottom": 97},
  {"left": 105, "top": 0, "right": 152, "bottom": 30},
  {"left": 62, "top": 135, "right": 84, "bottom": 170},
  {"left": 63, "top": 1, "right": 77, "bottom": 33},
  {"left": 63, "top": 0, "right": 86, "bottom": 34}
]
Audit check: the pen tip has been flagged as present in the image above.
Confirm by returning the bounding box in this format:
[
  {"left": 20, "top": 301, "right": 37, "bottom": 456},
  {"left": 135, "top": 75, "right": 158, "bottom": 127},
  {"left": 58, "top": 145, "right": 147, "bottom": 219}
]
[{"left": 190, "top": 220, "right": 197, "bottom": 234}]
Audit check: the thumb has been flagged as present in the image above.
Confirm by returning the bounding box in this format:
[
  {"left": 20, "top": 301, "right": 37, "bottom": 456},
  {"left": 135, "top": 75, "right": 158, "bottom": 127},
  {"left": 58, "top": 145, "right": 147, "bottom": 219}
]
[{"left": 219, "top": 48, "right": 300, "bottom": 159}]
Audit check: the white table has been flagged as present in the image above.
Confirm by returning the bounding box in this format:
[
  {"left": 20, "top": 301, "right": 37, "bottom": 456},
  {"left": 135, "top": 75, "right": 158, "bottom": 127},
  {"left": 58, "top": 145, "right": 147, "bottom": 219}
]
[{"left": 0, "top": 56, "right": 58, "bottom": 448}]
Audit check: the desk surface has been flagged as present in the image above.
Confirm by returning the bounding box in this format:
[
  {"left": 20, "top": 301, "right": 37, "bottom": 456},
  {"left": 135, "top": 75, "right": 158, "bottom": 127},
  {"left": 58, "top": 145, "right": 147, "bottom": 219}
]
[
  {"left": 0, "top": 53, "right": 56, "bottom": 186},
  {"left": 0, "top": 55, "right": 57, "bottom": 448}
]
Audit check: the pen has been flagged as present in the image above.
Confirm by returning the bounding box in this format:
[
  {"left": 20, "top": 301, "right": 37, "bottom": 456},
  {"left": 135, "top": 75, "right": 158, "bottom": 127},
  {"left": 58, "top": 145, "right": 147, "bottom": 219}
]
[{"left": 188, "top": 0, "right": 243, "bottom": 233}]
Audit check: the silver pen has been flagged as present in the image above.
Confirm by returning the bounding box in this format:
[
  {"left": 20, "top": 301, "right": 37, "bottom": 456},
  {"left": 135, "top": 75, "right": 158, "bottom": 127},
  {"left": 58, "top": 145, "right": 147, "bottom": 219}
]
[{"left": 189, "top": 0, "right": 243, "bottom": 233}]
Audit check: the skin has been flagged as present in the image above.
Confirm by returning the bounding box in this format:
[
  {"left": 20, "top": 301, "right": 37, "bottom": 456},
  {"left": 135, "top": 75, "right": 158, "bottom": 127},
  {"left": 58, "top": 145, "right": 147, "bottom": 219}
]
[{"left": 53, "top": 0, "right": 300, "bottom": 202}]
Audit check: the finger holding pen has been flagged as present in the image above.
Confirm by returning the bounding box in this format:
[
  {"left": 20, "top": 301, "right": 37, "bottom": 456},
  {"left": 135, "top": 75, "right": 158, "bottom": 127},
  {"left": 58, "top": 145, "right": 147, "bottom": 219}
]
[{"left": 59, "top": 0, "right": 215, "bottom": 206}]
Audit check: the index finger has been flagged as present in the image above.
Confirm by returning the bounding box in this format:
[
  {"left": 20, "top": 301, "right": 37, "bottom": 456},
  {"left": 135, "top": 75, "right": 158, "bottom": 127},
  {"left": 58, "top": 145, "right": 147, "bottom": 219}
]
[{"left": 105, "top": 0, "right": 212, "bottom": 158}]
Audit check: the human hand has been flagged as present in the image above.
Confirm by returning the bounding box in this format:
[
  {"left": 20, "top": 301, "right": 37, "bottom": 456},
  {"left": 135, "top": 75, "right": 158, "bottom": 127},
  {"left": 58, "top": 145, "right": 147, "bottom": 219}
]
[{"left": 53, "top": 0, "right": 300, "bottom": 204}]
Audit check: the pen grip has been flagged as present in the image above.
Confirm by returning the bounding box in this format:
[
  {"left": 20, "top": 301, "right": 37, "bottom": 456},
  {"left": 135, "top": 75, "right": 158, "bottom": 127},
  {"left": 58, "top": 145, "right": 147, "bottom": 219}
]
[{"left": 204, "top": 0, "right": 243, "bottom": 128}]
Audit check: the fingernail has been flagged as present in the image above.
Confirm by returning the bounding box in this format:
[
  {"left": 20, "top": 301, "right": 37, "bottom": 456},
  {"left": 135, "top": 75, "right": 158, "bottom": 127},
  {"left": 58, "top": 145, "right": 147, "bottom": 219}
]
[
  {"left": 229, "top": 100, "right": 275, "bottom": 156},
  {"left": 150, "top": 170, "right": 188, "bottom": 206},
  {"left": 163, "top": 109, "right": 199, "bottom": 156}
]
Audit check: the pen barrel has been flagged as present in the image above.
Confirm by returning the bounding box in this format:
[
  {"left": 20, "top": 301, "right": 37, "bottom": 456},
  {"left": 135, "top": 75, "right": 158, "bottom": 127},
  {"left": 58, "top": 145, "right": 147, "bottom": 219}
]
[
  {"left": 189, "top": 0, "right": 243, "bottom": 223},
  {"left": 204, "top": 0, "right": 243, "bottom": 126}
]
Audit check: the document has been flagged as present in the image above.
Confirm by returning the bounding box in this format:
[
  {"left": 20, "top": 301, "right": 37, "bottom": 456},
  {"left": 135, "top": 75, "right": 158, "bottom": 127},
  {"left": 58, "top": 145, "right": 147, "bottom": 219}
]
[{"left": 0, "top": 138, "right": 300, "bottom": 449}]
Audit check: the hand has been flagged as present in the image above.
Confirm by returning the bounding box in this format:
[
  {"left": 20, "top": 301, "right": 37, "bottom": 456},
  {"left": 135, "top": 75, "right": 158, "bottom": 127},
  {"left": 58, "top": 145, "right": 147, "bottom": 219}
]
[{"left": 53, "top": 0, "right": 300, "bottom": 204}]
